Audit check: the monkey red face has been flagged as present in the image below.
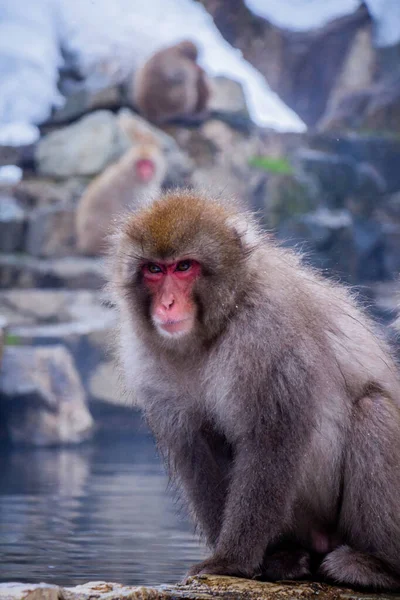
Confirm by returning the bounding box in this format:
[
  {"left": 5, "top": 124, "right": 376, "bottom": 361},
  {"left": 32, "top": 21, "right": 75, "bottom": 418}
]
[
  {"left": 135, "top": 158, "right": 155, "bottom": 182},
  {"left": 142, "top": 259, "right": 201, "bottom": 338}
]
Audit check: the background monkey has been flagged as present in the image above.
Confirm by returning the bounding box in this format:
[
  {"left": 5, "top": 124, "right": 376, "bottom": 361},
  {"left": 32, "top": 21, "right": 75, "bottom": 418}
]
[
  {"left": 108, "top": 190, "right": 400, "bottom": 589},
  {"left": 131, "top": 40, "right": 210, "bottom": 124},
  {"left": 76, "top": 132, "right": 166, "bottom": 256}
]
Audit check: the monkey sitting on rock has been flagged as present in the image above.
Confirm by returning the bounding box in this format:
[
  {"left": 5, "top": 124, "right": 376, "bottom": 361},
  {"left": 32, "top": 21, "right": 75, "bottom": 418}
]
[
  {"left": 108, "top": 189, "right": 400, "bottom": 590},
  {"left": 131, "top": 40, "right": 210, "bottom": 124}
]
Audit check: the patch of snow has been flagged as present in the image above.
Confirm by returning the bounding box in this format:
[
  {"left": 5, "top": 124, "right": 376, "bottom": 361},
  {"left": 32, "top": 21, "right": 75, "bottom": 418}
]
[
  {"left": 0, "top": 165, "right": 23, "bottom": 185},
  {"left": 0, "top": 123, "right": 40, "bottom": 146},
  {"left": 0, "top": 0, "right": 64, "bottom": 127},
  {"left": 365, "top": 0, "right": 400, "bottom": 46}
]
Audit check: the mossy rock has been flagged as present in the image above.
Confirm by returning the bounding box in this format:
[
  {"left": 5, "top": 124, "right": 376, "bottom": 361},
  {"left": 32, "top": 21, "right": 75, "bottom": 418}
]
[{"left": 263, "top": 173, "right": 319, "bottom": 229}]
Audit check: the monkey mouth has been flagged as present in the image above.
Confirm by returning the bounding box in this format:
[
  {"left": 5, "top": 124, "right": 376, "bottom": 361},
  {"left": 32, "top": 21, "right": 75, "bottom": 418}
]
[{"left": 153, "top": 317, "right": 192, "bottom": 337}]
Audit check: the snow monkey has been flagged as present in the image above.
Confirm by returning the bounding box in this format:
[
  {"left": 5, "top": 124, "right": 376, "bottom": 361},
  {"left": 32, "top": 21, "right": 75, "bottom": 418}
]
[
  {"left": 76, "top": 131, "right": 166, "bottom": 256},
  {"left": 108, "top": 189, "right": 400, "bottom": 589},
  {"left": 131, "top": 40, "right": 210, "bottom": 124}
]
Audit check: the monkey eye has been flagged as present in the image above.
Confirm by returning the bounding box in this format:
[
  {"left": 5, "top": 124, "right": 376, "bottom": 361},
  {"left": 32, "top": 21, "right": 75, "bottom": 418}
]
[
  {"left": 175, "top": 260, "right": 192, "bottom": 272},
  {"left": 146, "top": 263, "right": 163, "bottom": 274}
]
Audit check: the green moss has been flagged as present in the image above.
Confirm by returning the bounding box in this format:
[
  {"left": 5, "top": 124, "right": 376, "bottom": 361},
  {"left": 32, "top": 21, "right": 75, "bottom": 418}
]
[
  {"left": 5, "top": 334, "right": 21, "bottom": 346},
  {"left": 249, "top": 155, "right": 293, "bottom": 175}
]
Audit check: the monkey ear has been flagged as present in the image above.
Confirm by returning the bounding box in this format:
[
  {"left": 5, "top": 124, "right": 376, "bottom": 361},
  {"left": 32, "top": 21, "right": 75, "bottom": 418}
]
[{"left": 226, "top": 214, "right": 260, "bottom": 251}]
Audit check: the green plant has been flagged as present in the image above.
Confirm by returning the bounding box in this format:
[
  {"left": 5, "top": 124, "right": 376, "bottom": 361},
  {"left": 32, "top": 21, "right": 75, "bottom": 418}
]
[
  {"left": 4, "top": 333, "right": 21, "bottom": 346},
  {"left": 249, "top": 156, "right": 293, "bottom": 175}
]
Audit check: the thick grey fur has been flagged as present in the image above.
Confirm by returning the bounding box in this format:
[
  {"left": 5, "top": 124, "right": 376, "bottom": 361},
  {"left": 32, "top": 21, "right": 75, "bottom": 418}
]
[{"left": 108, "top": 190, "right": 400, "bottom": 590}]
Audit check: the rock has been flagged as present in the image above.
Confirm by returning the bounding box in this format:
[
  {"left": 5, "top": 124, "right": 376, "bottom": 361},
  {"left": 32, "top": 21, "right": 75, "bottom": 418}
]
[
  {"left": 364, "top": 75, "right": 400, "bottom": 133},
  {"left": 13, "top": 177, "right": 87, "bottom": 209},
  {"left": 309, "top": 133, "right": 400, "bottom": 195},
  {"left": 25, "top": 204, "right": 77, "bottom": 258},
  {"left": 0, "top": 143, "right": 36, "bottom": 169},
  {"left": 365, "top": 281, "right": 400, "bottom": 320},
  {"left": 296, "top": 149, "right": 357, "bottom": 209},
  {"left": 1, "top": 288, "right": 120, "bottom": 409},
  {"left": 0, "top": 576, "right": 397, "bottom": 600},
  {"left": 260, "top": 173, "right": 319, "bottom": 229},
  {"left": 0, "top": 196, "right": 26, "bottom": 252},
  {"left": 317, "top": 90, "right": 372, "bottom": 131},
  {"left": 0, "top": 289, "right": 124, "bottom": 421},
  {"left": 8, "top": 318, "right": 119, "bottom": 409},
  {"left": 0, "top": 289, "right": 108, "bottom": 326},
  {"left": 319, "top": 73, "right": 400, "bottom": 134},
  {"left": 0, "top": 254, "right": 104, "bottom": 290},
  {"left": 168, "top": 119, "right": 262, "bottom": 205},
  {"left": 48, "top": 85, "right": 123, "bottom": 125},
  {"left": 279, "top": 207, "right": 388, "bottom": 282},
  {"left": 378, "top": 192, "right": 400, "bottom": 279},
  {"left": 208, "top": 76, "right": 249, "bottom": 117},
  {"left": 36, "top": 111, "right": 129, "bottom": 178},
  {"left": 319, "top": 25, "right": 376, "bottom": 129},
  {"left": 0, "top": 345, "right": 94, "bottom": 446},
  {"left": 347, "top": 162, "right": 387, "bottom": 218},
  {"left": 0, "top": 316, "right": 6, "bottom": 367},
  {"left": 198, "top": 1, "right": 372, "bottom": 127}
]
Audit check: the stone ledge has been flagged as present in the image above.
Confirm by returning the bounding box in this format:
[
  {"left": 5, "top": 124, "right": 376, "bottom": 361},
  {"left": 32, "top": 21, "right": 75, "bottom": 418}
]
[{"left": 0, "top": 577, "right": 396, "bottom": 600}]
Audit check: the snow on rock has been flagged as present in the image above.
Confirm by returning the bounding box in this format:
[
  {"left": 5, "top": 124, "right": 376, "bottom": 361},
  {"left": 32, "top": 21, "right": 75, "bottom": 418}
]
[
  {"left": 246, "top": 0, "right": 400, "bottom": 47},
  {"left": 0, "top": 0, "right": 306, "bottom": 137},
  {"left": 366, "top": 0, "right": 400, "bottom": 47},
  {"left": 245, "top": 0, "right": 360, "bottom": 31}
]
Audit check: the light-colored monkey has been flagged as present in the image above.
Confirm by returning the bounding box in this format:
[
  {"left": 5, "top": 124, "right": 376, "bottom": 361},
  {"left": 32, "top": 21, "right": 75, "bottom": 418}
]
[
  {"left": 108, "top": 189, "right": 400, "bottom": 589},
  {"left": 76, "top": 132, "right": 166, "bottom": 256}
]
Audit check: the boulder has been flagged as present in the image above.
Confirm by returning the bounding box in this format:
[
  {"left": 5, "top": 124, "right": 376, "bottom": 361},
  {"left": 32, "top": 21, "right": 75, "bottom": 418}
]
[
  {"left": 8, "top": 318, "right": 119, "bottom": 410},
  {"left": 36, "top": 110, "right": 129, "bottom": 178},
  {"left": 1, "top": 288, "right": 121, "bottom": 410},
  {"left": 0, "top": 254, "right": 104, "bottom": 290},
  {"left": 25, "top": 204, "right": 77, "bottom": 258},
  {"left": 208, "top": 76, "right": 249, "bottom": 118},
  {"left": 0, "top": 289, "right": 128, "bottom": 426},
  {"left": 0, "top": 195, "right": 26, "bottom": 252},
  {"left": 48, "top": 85, "right": 123, "bottom": 125},
  {"left": 0, "top": 345, "right": 94, "bottom": 446}
]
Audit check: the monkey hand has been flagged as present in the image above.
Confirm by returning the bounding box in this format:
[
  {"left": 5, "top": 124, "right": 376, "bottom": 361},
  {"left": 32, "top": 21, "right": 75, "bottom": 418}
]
[{"left": 185, "top": 555, "right": 260, "bottom": 581}]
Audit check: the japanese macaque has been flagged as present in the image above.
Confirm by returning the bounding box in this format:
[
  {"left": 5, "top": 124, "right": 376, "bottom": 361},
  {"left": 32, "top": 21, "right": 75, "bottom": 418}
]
[
  {"left": 108, "top": 190, "right": 400, "bottom": 590},
  {"left": 131, "top": 40, "right": 210, "bottom": 124},
  {"left": 76, "top": 134, "right": 166, "bottom": 256}
]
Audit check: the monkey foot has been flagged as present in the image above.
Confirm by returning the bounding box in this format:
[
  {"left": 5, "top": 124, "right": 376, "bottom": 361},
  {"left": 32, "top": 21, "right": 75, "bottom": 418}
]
[
  {"left": 185, "top": 556, "right": 260, "bottom": 581},
  {"left": 262, "top": 549, "right": 311, "bottom": 581}
]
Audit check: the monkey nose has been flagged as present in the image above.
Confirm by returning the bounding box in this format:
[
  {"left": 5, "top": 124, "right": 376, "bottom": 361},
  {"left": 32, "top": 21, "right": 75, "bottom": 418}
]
[{"left": 161, "top": 295, "right": 175, "bottom": 310}]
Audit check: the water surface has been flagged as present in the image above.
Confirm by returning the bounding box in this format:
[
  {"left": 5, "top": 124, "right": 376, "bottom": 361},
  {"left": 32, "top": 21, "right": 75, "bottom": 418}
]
[{"left": 0, "top": 434, "right": 206, "bottom": 586}]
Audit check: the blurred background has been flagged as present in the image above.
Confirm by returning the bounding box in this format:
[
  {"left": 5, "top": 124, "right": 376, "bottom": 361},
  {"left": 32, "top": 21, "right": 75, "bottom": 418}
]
[{"left": 0, "top": 0, "right": 399, "bottom": 588}]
